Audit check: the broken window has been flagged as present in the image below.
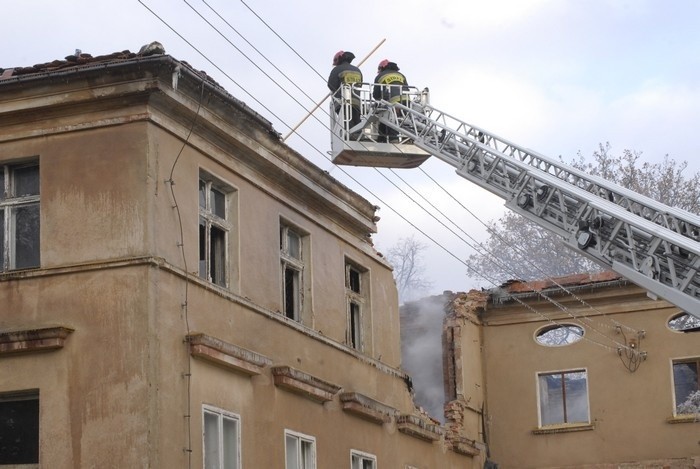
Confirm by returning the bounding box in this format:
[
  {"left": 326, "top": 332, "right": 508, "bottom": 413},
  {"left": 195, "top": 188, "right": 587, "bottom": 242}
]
[
  {"left": 672, "top": 358, "right": 700, "bottom": 415},
  {"left": 280, "top": 224, "right": 306, "bottom": 321},
  {"left": 285, "top": 430, "right": 315, "bottom": 469},
  {"left": 1, "top": 162, "right": 40, "bottom": 271},
  {"left": 351, "top": 450, "right": 377, "bottom": 469},
  {"left": 203, "top": 405, "right": 240, "bottom": 469},
  {"left": 535, "top": 324, "right": 584, "bottom": 346},
  {"left": 0, "top": 390, "right": 39, "bottom": 465},
  {"left": 537, "top": 369, "right": 589, "bottom": 426},
  {"left": 199, "top": 173, "right": 233, "bottom": 287},
  {"left": 345, "top": 261, "right": 368, "bottom": 351}
]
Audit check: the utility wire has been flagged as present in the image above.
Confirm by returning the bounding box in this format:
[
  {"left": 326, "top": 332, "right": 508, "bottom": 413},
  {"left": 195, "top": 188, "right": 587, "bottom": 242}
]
[
  {"left": 139, "top": 0, "right": 641, "bottom": 355},
  {"left": 232, "top": 0, "right": 643, "bottom": 339}
]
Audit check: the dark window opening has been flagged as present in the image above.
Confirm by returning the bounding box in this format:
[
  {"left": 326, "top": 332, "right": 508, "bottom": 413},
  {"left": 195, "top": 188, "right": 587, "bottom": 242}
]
[
  {"left": 0, "top": 391, "right": 39, "bottom": 465},
  {"left": 210, "top": 226, "right": 226, "bottom": 287},
  {"left": 284, "top": 266, "right": 300, "bottom": 320},
  {"left": 350, "top": 302, "right": 361, "bottom": 349},
  {"left": 348, "top": 267, "right": 361, "bottom": 293}
]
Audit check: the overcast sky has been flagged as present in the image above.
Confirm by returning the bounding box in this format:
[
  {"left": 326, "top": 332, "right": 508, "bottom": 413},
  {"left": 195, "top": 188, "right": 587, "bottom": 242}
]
[{"left": 4, "top": 0, "right": 700, "bottom": 295}]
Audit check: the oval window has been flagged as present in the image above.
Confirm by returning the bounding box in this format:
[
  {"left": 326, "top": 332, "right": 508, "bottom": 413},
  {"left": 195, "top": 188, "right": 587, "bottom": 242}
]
[
  {"left": 535, "top": 324, "right": 584, "bottom": 346},
  {"left": 667, "top": 312, "right": 700, "bottom": 332}
]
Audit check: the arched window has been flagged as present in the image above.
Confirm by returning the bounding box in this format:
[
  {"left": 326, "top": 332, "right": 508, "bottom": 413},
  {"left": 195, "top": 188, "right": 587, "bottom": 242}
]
[
  {"left": 667, "top": 312, "right": 700, "bottom": 332},
  {"left": 535, "top": 324, "right": 584, "bottom": 346}
]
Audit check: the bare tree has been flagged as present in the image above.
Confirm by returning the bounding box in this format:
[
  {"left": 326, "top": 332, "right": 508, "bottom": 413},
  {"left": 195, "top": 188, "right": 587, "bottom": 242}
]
[
  {"left": 467, "top": 144, "right": 700, "bottom": 284},
  {"left": 385, "top": 235, "right": 433, "bottom": 303}
]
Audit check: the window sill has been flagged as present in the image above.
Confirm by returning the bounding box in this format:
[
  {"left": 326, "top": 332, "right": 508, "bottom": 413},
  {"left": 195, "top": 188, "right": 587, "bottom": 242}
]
[
  {"left": 0, "top": 326, "right": 74, "bottom": 356},
  {"left": 667, "top": 415, "right": 699, "bottom": 424},
  {"left": 532, "top": 422, "right": 594, "bottom": 435}
]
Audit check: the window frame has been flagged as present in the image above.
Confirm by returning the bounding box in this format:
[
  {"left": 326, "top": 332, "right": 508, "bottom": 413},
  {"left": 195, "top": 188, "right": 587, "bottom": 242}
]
[
  {"left": 198, "top": 171, "right": 235, "bottom": 288},
  {"left": 1, "top": 161, "right": 40, "bottom": 272},
  {"left": 280, "top": 221, "right": 309, "bottom": 322},
  {"left": 0, "top": 389, "right": 40, "bottom": 466},
  {"left": 284, "top": 429, "right": 316, "bottom": 469},
  {"left": 350, "top": 449, "right": 377, "bottom": 469},
  {"left": 671, "top": 357, "right": 700, "bottom": 416},
  {"left": 536, "top": 368, "right": 590, "bottom": 427},
  {"left": 345, "top": 259, "right": 368, "bottom": 351},
  {"left": 202, "top": 404, "right": 241, "bottom": 469}
]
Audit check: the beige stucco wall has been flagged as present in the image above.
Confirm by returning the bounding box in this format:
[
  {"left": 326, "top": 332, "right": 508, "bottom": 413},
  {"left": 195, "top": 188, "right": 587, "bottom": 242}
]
[
  {"left": 481, "top": 283, "right": 700, "bottom": 468},
  {"left": 0, "top": 54, "right": 478, "bottom": 468}
]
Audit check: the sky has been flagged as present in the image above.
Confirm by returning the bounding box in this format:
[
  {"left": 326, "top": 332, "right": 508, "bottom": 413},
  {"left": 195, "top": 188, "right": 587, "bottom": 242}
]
[{"left": 4, "top": 0, "right": 700, "bottom": 297}]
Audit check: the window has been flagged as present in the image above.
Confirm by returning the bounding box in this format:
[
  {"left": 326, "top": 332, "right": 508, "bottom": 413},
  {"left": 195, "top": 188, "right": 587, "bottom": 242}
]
[
  {"left": 1, "top": 162, "right": 40, "bottom": 271},
  {"left": 668, "top": 312, "right": 700, "bottom": 332},
  {"left": 203, "top": 406, "right": 240, "bottom": 469},
  {"left": 285, "top": 431, "right": 315, "bottom": 469},
  {"left": 280, "top": 224, "right": 307, "bottom": 321},
  {"left": 345, "top": 261, "right": 368, "bottom": 350},
  {"left": 537, "top": 370, "right": 589, "bottom": 426},
  {"left": 535, "top": 324, "right": 584, "bottom": 346},
  {"left": 672, "top": 358, "right": 700, "bottom": 415},
  {"left": 199, "top": 173, "right": 233, "bottom": 287},
  {"left": 351, "top": 450, "right": 376, "bottom": 469},
  {"left": 0, "top": 390, "right": 39, "bottom": 465}
]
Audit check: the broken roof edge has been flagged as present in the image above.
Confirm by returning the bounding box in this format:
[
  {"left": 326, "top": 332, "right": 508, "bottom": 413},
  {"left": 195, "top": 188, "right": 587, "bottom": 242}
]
[{"left": 489, "top": 270, "right": 628, "bottom": 305}]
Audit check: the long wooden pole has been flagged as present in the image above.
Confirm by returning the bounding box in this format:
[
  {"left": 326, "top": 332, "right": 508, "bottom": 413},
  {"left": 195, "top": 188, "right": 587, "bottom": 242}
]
[{"left": 282, "top": 38, "right": 386, "bottom": 142}]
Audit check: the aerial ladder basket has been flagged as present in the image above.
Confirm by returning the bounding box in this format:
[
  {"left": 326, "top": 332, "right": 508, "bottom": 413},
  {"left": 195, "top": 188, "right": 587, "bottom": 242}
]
[{"left": 329, "top": 84, "right": 430, "bottom": 169}]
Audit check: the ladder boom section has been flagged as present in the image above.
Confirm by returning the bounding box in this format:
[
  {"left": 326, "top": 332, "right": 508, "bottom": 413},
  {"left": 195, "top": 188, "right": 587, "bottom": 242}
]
[{"left": 367, "top": 95, "right": 700, "bottom": 314}]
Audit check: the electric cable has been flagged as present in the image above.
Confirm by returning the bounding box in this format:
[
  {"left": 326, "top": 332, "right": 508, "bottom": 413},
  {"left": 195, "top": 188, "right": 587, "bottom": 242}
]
[{"left": 139, "top": 0, "right": 643, "bottom": 356}]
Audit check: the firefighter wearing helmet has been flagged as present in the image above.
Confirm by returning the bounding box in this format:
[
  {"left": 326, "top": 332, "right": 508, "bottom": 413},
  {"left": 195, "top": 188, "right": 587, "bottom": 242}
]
[
  {"left": 327, "top": 50, "right": 363, "bottom": 129},
  {"left": 373, "top": 59, "right": 409, "bottom": 142},
  {"left": 373, "top": 59, "right": 409, "bottom": 103}
]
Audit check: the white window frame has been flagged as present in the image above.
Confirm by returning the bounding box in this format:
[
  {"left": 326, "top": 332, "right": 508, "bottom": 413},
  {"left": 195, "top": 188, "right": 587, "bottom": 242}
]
[
  {"left": 280, "top": 222, "right": 308, "bottom": 322},
  {"left": 345, "top": 260, "right": 368, "bottom": 351},
  {"left": 199, "top": 171, "right": 234, "bottom": 288},
  {"left": 284, "top": 429, "right": 316, "bottom": 469},
  {"left": 202, "top": 405, "right": 241, "bottom": 469},
  {"left": 536, "top": 368, "right": 590, "bottom": 427},
  {"left": 1, "top": 161, "right": 40, "bottom": 272},
  {"left": 351, "top": 449, "right": 377, "bottom": 469}
]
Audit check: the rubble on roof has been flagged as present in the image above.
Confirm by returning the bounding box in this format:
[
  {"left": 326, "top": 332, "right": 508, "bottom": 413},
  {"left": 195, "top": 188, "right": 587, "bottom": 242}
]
[{"left": 0, "top": 41, "right": 167, "bottom": 80}]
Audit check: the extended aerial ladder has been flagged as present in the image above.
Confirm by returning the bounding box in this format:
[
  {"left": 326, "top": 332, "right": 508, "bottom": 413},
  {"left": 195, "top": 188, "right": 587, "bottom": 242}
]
[{"left": 329, "top": 84, "right": 700, "bottom": 317}]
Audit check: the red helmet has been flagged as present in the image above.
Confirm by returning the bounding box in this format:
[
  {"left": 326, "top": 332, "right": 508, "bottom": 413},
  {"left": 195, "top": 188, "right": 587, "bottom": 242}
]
[
  {"left": 377, "top": 59, "right": 390, "bottom": 72},
  {"left": 333, "top": 50, "right": 345, "bottom": 66}
]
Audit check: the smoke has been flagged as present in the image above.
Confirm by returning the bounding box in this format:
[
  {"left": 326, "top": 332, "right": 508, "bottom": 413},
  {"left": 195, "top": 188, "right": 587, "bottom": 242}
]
[{"left": 400, "top": 293, "right": 450, "bottom": 423}]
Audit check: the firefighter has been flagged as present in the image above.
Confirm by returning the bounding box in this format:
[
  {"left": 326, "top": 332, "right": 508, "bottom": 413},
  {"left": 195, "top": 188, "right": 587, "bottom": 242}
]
[
  {"left": 373, "top": 59, "right": 409, "bottom": 142},
  {"left": 327, "top": 51, "right": 363, "bottom": 130}
]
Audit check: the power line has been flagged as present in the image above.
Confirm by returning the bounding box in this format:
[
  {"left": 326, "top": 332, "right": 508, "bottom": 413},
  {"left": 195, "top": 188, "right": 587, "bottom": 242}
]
[{"left": 138, "top": 0, "right": 641, "bottom": 354}]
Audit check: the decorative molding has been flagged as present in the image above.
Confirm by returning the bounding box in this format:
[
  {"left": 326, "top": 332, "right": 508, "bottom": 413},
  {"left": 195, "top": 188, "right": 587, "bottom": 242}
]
[
  {"left": 396, "top": 414, "right": 443, "bottom": 442},
  {"left": 271, "top": 366, "right": 341, "bottom": 403},
  {"left": 450, "top": 437, "right": 480, "bottom": 456},
  {"left": 0, "top": 326, "right": 74, "bottom": 356},
  {"left": 187, "top": 333, "right": 271, "bottom": 376},
  {"left": 532, "top": 423, "right": 595, "bottom": 435},
  {"left": 339, "top": 392, "right": 397, "bottom": 424}
]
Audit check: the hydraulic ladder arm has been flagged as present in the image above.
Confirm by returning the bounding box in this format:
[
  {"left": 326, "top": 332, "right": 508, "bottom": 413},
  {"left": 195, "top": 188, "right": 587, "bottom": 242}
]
[{"left": 333, "top": 84, "right": 700, "bottom": 315}]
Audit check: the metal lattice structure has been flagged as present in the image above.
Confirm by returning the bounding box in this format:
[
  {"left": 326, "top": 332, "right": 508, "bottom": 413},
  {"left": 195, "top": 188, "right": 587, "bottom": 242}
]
[{"left": 331, "top": 84, "right": 700, "bottom": 315}]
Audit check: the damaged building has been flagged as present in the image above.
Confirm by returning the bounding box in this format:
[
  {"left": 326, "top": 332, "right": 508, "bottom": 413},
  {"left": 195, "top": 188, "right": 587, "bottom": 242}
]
[
  {"left": 0, "top": 45, "right": 485, "bottom": 467},
  {"left": 402, "top": 272, "right": 700, "bottom": 468}
]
